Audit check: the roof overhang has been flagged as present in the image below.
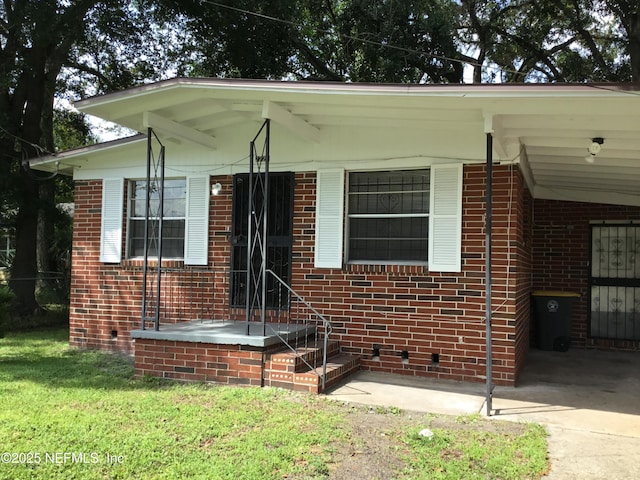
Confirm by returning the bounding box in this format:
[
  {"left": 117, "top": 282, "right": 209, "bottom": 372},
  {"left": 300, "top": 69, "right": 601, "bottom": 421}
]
[
  {"left": 29, "top": 134, "right": 147, "bottom": 176},
  {"left": 32, "top": 78, "right": 640, "bottom": 205}
]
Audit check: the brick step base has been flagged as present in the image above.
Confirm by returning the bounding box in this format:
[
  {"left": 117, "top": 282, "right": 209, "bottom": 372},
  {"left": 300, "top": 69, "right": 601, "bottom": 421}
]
[
  {"left": 266, "top": 352, "right": 360, "bottom": 394},
  {"left": 267, "top": 340, "right": 340, "bottom": 373},
  {"left": 134, "top": 336, "right": 359, "bottom": 394}
]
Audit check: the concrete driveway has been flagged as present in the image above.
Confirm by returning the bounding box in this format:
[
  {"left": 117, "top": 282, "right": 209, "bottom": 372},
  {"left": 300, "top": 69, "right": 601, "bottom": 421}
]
[{"left": 327, "top": 348, "right": 640, "bottom": 479}]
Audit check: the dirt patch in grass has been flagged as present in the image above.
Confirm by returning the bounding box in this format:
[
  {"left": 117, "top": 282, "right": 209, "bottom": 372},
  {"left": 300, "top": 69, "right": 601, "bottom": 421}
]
[
  {"left": 326, "top": 407, "right": 410, "bottom": 480},
  {"left": 305, "top": 403, "right": 537, "bottom": 480}
]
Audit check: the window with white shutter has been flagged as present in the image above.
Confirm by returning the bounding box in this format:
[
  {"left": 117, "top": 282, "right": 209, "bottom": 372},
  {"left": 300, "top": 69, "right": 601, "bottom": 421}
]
[
  {"left": 100, "top": 178, "right": 124, "bottom": 263},
  {"left": 124, "top": 176, "right": 210, "bottom": 265},
  {"left": 184, "top": 176, "right": 210, "bottom": 266},
  {"left": 314, "top": 169, "right": 345, "bottom": 268},
  {"left": 318, "top": 164, "right": 463, "bottom": 271},
  {"left": 428, "top": 164, "right": 462, "bottom": 272}
]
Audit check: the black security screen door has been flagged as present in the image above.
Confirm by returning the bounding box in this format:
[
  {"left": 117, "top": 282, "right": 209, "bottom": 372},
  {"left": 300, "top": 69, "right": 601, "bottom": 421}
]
[
  {"left": 230, "top": 172, "right": 294, "bottom": 308},
  {"left": 590, "top": 224, "right": 640, "bottom": 340}
]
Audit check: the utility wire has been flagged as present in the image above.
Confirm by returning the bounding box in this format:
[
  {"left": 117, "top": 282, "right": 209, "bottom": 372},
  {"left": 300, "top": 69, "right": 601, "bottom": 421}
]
[
  {"left": 0, "top": 125, "right": 61, "bottom": 180},
  {"left": 200, "top": 0, "right": 485, "bottom": 72},
  {"left": 0, "top": 124, "right": 56, "bottom": 157},
  {"left": 199, "top": 0, "right": 640, "bottom": 96}
]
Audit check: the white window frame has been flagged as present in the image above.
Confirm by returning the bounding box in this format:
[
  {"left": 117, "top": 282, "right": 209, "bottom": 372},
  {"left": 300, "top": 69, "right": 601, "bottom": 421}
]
[
  {"left": 126, "top": 178, "right": 187, "bottom": 260},
  {"left": 346, "top": 169, "right": 431, "bottom": 265},
  {"left": 314, "top": 164, "right": 462, "bottom": 272}
]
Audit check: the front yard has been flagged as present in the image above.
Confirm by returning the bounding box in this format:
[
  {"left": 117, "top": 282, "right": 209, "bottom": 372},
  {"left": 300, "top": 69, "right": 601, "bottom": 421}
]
[{"left": 0, "top": 328, "right": 548, "bottom": 479}]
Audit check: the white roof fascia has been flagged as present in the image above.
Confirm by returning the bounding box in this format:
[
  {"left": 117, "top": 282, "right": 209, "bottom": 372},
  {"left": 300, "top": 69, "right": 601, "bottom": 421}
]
[
  {"left": 75, "top": 78, "right": 639, "bottom": 114},
  {"left": 28, "top": 134, "right": 146, "bottom": 172}
]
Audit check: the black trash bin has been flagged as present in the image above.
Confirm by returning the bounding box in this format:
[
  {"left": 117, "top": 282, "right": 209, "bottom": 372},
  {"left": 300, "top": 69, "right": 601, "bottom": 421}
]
[{"left": 532, "top": 291, "right": 580, "bottom": 352}]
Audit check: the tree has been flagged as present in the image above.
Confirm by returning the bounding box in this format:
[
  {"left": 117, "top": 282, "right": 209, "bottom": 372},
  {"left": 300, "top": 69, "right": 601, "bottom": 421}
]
[
  {"left": 458, "top": 0, "right": 640, "bottom": 82},
  {"left": 331, "top": 0, "right": 464, "bottom": 82},
  {"left": 153, "top": 0, "right": 464, "bottom": 82},
  {"left": 0, "top": 1, "right": 166, "bottom": 317},
  {"left": 153, "top": 1, "right": 639, "bottom": 83},
  {"left": 36, "top": 110, "right": 97, "bottom": 304},
  {"left": 601, "top": 0, "right": 640, "bottom": 81}
]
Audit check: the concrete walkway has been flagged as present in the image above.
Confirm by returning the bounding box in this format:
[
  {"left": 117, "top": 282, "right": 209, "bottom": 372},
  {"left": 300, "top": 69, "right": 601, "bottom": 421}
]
[{"left": 327, "top": 348, "right": 640, "bottom": 479}]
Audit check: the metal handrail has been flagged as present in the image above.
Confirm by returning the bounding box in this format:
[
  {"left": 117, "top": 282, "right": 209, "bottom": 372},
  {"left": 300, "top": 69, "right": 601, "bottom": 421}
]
[{"left": 266, "top": 269, "right": 333, "bottom": 391}]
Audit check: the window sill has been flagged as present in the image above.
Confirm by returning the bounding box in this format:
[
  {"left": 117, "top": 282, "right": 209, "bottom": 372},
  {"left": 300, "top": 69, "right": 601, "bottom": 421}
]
[
  {"left": 347, "top": 260, "right": 428, "bottom": 266},
  {"left": 122, "top": 258, "right": 185, "bottom": 269},
  {"left": 345, "top": 263, "right": 430, "bottom": 274}
]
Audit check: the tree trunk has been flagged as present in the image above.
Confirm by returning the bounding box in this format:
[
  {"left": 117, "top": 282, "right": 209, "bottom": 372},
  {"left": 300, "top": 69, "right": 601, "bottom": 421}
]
[
  {"left": 9, "top": 167, "right": 40, "bottom": 317},
  {"left": 37, "top": 180, "right": 57, "bottom": 294},
  {"left": 8, "top": 44, "right": 49, "bottom": 316},
  {"left": 36, "top": 78, "right": 58, "bottom": 298}
]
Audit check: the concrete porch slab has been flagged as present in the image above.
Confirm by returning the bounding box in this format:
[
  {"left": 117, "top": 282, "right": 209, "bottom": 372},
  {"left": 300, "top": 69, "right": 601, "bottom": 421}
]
[
  {"left": 131, "top": 320, "right": 315, "bottom": 347},
  {"left": 327, "top": 371, "right": 486, "bottom": 416}
]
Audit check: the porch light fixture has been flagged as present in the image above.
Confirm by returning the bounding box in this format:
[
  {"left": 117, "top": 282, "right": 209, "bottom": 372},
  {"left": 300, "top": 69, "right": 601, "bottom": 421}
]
[
  {"left": 585, "top": 137, "right": 604, "bottom": 163},
  {"left": 211, "top": 182, "right": 222, "bottom": 195}
]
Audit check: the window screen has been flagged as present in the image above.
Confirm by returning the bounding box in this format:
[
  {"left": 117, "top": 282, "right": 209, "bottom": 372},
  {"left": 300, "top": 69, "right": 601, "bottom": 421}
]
[
  {"left": 347, "top": 169, "right": 430, "bottom": 262},
  {"left": 128, "top": 179, "right": 186, "bottom": 258}
]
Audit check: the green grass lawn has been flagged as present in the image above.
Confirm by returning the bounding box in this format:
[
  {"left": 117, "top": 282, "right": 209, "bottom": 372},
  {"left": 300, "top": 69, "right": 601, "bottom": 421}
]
[
  {"left": 403, "top": 416, "right": 548, "bottom": 480},
  {"left": 0, "top": 328, "right": 548, "bottom": 479}
]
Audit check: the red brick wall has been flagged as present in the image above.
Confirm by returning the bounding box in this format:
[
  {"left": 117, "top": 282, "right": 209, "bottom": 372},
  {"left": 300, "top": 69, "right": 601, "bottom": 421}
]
[
  {"left": 134, "top": 339, "right": 264, "bottom": 385},
  {"left": 70, "top": 180, "right": 137, "bottom": 352},
  {"left": 289, "top": 165, "right": 526, "bottom": 385},
  {"left": 69, "top": 178, "right": 232, "bottom": 352},
  {"left": 532, "top": 199, "right": 640, "bottom": 349},
  {"left": 513, "top": 170, "right": 533, "bottom": 380},
  {"left": 71, "top": 165, "right": 529, "bottom": 386}
]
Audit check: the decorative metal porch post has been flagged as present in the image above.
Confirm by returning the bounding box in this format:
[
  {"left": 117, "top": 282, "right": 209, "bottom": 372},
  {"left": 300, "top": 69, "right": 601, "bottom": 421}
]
[
  {"left": 485, "top": 132, "right": 494, "bottom": 416},
  {"left": 141, "top": 128, "right": 166, "bottom": 331},
  {"left": 245, "top": 119, "right": 271, "bottom": 335}
]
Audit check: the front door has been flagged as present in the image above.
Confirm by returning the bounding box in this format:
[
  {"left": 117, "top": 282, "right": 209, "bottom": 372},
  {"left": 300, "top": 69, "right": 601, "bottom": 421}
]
[
  {"left": 229, "top": 172, "right": 294, "bottom": 309},
  {"left": 590, "top": 223, "right": 640, "bottom": 340}
]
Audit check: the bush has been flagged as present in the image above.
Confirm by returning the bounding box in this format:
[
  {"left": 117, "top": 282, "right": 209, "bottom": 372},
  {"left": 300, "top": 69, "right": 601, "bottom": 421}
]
[{"left": 0, "top": 285, "right": 15, "bottom": 338}]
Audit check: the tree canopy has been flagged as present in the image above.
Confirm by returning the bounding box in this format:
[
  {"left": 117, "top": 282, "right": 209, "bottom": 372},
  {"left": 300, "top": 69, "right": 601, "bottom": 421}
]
[
  {"left": 1, "top": 0, "right": 638, "bottom": 315},
  {"left": 153, "top": 0, "right": 639, "bottom": 83},
  {"left": 0, "top": 1, "right": 167, "bottom": 315}
]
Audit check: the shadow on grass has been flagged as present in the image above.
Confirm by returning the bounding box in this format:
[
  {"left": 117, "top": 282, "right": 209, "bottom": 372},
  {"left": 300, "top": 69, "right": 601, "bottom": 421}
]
[{"left": 0, "top": 328, "right": 170, "bottom": 392}]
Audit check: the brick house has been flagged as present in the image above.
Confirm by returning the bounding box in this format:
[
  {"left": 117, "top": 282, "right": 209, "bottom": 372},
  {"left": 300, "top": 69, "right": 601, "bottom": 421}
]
[{"left": 32, "top": 79, "right": 640, "bottom": 392}]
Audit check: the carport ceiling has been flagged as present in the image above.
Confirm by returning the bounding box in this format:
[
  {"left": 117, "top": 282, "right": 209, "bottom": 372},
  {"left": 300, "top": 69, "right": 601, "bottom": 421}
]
[
  {"left": 507, "top": 109, "right": 640, "bottom": 206},
  {"left": 75, "top": 79, "right": 640, "bottom": 206}
]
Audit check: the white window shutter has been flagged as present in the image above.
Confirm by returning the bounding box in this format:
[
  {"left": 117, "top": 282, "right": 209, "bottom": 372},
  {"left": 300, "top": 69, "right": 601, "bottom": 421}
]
[
  {"left": 315, "top": 168, "right": 344, "bottom": 268},
  {"left": 429, "top": 164, "right": 463, "bottom": 272},
  {"left": 184, "top": 176, "right": 210, "bottom": 266},
  {"left": 100, "top": 178, "right": 124, "bottom": 263}
]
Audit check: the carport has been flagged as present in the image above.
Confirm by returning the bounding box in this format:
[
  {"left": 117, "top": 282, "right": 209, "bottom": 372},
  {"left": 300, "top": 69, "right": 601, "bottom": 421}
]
[
  {"left": 497, "top": 347, "right": 640, "bottom": 431},
  {"left": 478, "top": 83, "right": 640, "bottom": 414},
  {"left": 501, "top": 85, "right": 640, "bottom": 361}
]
